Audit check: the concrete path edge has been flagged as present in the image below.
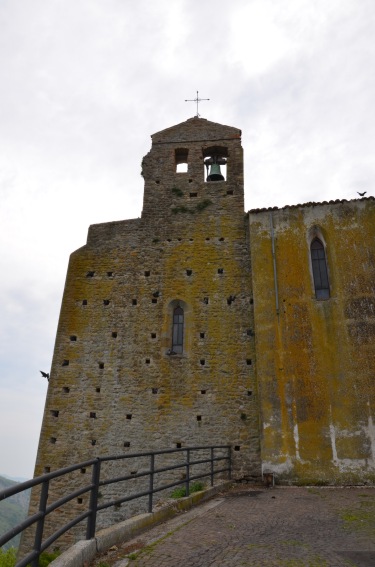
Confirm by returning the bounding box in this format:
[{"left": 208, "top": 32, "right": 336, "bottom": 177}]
[{"left": 50, "top": 481, "right": 233, "bottom": 567}]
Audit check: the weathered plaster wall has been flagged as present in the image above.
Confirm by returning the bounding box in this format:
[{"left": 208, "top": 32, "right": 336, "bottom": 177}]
[
  {"left": 250, "top": 198, "right": 375, "bottom": 484},
  {"left": 25, "top": 118, "right": 260, "bottom": 549}
]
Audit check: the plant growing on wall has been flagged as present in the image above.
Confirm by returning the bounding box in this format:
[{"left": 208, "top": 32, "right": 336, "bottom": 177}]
[{"left": 171, "top": 199, "right": 212, "bottom": 215}]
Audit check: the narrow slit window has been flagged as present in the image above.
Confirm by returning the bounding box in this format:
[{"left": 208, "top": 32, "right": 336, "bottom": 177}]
[
  {"left": 311, "top": 238, "right": 330, "bottom": 300},
  {"left": 172, "top": 306, "right": 184, "bottom": 354}
]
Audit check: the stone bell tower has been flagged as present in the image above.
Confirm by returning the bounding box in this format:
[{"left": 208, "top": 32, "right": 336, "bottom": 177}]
[
  {"left": 28, "top": 116, "right": 261, "bottom": 547},
  {"left": 141, "top": 117, "right": 245, "bottom": 221}
]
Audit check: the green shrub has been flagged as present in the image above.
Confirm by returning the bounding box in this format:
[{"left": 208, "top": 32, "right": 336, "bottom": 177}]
[
  {"left": 0, "top": 547, "right": 16, "bottom": 567},
  {"left": 37, "top": 549, "right": 61, "bottom": 567},
  {"left": 170, "top": 486, "right": 186, "bottom": 499},
  {"left": 170, "top": 481, "right": 205, "bottom": 499},
  {"left": 0, "top": 544, "right": 60, "bottom": 567}
]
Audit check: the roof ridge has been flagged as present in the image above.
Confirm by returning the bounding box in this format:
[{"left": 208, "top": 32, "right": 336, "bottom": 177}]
[{"left": 248, "top": 196, "right": 374, "bottom": 214}]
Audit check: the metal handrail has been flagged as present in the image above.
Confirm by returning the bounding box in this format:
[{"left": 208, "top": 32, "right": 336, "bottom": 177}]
[{"left": 0, "top": 445, "right": 231, "bottom": 567}]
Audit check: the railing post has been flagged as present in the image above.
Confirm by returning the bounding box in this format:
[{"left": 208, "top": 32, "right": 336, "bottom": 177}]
[
  {"left": 185, "top": 448, "right": 190, "bottom": 496},
  {"left": 32, "top": 478, "right": 49, "bottom": 567},
  {"left": 148, "top": 453, "right": 155, "bottom": 513},
  {"left": 210, "top": 447, "right": 214, "bottom": 486},
  {"left": 86, "top": 458, "right": 101, "bottom": 540},
  {"left": 228, "top": 446, "right": 232, "bottom": 480}
]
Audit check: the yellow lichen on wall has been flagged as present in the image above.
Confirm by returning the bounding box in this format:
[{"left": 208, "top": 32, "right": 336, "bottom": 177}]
[{"left": 250, "top": 200, "right": 375, "bottom": 484}]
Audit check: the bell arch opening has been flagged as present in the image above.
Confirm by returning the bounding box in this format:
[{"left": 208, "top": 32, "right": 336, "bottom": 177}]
[
  {"left": 203, "top": 146, "right": 228, "bottom": 182},
  {"left": 175, "top": 148, "right": 189, "bottom": 173}
]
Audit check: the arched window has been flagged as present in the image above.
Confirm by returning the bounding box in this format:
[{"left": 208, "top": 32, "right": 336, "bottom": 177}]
[
  {"left": 172, "top": 306, "right": 184, "bottom": 353},
  {"left": 311, "top": 238, "right": 330, "bottom": 300}
]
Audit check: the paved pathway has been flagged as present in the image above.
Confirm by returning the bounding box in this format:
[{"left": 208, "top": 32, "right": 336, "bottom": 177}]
[{"left": 91, "top": 485, "right": 375, "bottom": 567}]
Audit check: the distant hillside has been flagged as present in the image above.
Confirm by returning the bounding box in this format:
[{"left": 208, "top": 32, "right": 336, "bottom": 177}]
[
  {"left": 0, "top": 474, "right": 28, "bottom": 483},
  {"left": 0, "top": 475, "right": 30, "bottom": 550}
]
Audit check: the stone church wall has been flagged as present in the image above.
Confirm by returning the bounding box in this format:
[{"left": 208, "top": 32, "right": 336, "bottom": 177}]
[
  {"left": 25, "top": 118, "right": 261, "bottom": 550},
  {"left": 250, "top": 198, "right": 375, "bottom": 484},
  {"left": 23, "top": 116, "right": 375, "bottom": 555}
]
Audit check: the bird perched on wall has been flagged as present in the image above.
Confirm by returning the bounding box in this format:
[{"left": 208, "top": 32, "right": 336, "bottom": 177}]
[
  {"left": 357, "top": 191, "right": 367, "bottom": 196},
  {"left": 40, "top": 370, "right": 49, "bottom": 381}
]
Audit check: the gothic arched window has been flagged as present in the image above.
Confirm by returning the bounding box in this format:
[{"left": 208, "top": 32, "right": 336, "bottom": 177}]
[
  {"left": 311, "top": 238, "right": 330, "bottom": 300},
  {"left": 172, "top": 306, "right": 184, "bottom": 353}
]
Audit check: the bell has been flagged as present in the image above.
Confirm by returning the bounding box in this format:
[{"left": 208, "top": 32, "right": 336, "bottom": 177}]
[
  {"left": 205, "top": 156, "right": 226, "bottom": 181},
  {"left": 207, "top": 163, "right": 224, "bottom": 181}
]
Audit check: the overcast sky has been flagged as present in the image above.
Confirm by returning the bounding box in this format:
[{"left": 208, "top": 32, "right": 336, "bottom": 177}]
[{"left": 0, "top": 0, "right": 374, "bottom": 479}]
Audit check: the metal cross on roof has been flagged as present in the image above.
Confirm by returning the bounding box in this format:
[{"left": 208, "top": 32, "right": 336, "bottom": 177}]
[{"left": 185, "top": 91, "right": 210, "bottom": 117}]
